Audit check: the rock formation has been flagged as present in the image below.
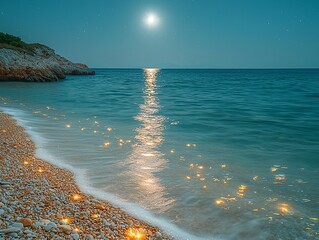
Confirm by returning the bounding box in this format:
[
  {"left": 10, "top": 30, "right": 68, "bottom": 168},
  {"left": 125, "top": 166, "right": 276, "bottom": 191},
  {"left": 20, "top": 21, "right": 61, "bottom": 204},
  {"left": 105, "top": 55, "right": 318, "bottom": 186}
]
[{"left": 0, "top": 33, "right": 95, "bottom": 82}]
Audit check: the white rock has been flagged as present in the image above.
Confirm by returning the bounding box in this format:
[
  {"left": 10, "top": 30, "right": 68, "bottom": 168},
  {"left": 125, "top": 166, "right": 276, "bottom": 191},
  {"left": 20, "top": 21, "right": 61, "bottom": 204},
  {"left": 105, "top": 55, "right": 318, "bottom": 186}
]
[
  {"left": 11, "top": 222, "right": 24, "bottom": 229},
  {"left": 71, "top": 233, "right": 79, "bottom": 240}
]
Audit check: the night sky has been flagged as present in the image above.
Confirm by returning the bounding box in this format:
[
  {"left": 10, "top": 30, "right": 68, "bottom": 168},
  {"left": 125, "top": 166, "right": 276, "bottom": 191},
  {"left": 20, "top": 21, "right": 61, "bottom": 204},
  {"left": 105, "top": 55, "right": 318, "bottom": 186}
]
[{"left": 1, "top": 0, "right": 319, "bottom": 68}]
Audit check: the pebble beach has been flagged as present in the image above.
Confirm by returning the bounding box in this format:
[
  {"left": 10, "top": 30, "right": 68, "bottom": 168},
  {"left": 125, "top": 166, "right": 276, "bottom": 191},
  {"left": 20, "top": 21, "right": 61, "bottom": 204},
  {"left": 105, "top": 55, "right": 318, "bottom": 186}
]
[{"left": 0, "top": 112, "right": 169, "bottom": 240}]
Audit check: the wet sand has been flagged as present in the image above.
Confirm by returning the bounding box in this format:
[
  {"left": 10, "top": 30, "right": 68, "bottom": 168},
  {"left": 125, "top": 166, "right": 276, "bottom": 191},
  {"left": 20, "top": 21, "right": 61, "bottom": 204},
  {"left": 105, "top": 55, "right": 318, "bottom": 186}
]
[{"left": 0, "top": 112, "right": 169, "bottom": 239}]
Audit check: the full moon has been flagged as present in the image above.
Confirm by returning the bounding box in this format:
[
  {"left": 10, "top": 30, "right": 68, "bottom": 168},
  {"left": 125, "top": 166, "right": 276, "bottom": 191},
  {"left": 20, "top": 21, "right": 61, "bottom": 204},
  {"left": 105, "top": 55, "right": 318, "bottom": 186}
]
[{"left": 145, "top": 13, "right": 159, "bottom": 27}]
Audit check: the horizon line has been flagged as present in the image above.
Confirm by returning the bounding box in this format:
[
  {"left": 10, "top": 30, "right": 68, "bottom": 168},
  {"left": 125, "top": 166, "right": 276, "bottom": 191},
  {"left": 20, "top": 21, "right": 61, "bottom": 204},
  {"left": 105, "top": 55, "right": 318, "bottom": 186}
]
[{"left": 90, "top": 67, "right": 319, "bottom": 70}]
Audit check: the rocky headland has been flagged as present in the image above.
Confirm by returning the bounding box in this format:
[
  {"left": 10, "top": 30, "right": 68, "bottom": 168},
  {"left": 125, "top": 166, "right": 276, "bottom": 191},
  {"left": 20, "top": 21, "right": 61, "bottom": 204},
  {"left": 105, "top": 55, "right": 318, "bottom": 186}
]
[{"left": 0, "top": 33, "right": 95, "bottom": 82}]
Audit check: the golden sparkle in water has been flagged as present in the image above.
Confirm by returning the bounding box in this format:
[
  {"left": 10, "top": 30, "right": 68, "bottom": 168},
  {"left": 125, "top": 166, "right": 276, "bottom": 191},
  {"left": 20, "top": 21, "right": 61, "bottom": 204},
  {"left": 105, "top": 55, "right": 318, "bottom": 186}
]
[
  {"left": 237, "top": 185, "right": 248, "bottom": 197},
  {"left": 277, "top": 203, "right": 293, "bottom": 215},
  {"left": 274, "top": 174, "right": 286, "bottom": 181},
  {"left": 103, "top": 142, "right": 111, "bottom": 147},
  {"left": 107, "top": 127, "right": 113, "bottom": 131},
  {"left": 125, "top": 228, "right": 146, "bottom": 240},
  {"left": 65, "top": 124, "right": 71, "bottom": 128},
  {"left": 215, "top": 199, "right": 225, "bottom": 205},
  {"left": 220, "top": 164, "right": 227, "bottom": 168}
]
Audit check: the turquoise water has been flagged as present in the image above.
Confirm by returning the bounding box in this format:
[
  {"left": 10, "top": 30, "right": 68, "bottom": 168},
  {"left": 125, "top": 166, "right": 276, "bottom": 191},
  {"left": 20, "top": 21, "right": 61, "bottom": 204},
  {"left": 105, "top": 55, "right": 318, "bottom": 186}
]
[{"left": 1, "top": 69, "right": 319, "bottom": 239}]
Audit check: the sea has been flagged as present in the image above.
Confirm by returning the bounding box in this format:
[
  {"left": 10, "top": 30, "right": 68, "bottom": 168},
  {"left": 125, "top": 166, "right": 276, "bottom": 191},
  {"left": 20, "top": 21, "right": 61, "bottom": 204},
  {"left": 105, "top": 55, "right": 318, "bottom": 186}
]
[{"left": 0, "top": 69, "right": 318, "bottom": 239}]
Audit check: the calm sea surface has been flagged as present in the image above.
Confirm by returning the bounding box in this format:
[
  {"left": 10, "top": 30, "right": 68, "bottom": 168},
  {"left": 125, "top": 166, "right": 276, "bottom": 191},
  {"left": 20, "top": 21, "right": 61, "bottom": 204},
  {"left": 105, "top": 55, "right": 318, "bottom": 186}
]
[{"left": 1, "top": 69, "right": 319, "bottom": 239}]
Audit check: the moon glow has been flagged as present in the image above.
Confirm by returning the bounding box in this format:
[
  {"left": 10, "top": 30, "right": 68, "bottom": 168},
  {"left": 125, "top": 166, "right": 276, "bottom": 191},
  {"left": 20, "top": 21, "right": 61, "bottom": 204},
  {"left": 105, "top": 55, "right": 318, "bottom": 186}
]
[{"left": 145, "top": 13, "right": 159, "bottom": 27}]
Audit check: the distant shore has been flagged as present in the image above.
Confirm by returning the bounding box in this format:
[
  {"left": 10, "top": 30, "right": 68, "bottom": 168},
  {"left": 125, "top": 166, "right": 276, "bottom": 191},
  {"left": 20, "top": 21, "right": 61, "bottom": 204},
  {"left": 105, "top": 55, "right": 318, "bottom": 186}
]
[{"left": 0, "top": 112, "right": 168, "bottom": 239}]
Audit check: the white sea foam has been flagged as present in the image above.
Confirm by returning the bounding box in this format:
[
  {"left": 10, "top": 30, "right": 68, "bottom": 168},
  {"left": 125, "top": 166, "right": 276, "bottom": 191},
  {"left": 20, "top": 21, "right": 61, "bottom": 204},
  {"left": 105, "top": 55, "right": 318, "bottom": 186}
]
[{"left": 1, "top": 107, "right": 218, "bottom": 240}]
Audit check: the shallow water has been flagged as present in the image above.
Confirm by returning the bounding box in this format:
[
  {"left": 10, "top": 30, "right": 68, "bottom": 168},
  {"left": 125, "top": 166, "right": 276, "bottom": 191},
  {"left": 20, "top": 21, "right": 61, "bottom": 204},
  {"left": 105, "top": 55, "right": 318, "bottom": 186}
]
[{"left": 1, "top": 69, "right": 319, "bottom": 239}]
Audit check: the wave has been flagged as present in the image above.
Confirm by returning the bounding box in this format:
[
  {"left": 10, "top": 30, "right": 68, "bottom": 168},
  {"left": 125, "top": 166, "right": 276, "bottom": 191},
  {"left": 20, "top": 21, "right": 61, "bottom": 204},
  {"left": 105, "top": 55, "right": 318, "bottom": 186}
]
[{"left": 0, "top": 106, "right": 219, "bottom": 240}]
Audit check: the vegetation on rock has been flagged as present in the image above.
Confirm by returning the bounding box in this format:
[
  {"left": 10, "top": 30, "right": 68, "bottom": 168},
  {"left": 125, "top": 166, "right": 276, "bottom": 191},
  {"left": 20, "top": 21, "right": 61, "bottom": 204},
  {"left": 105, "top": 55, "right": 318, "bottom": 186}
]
[{"left": 0, "top": 32, "right": 46, "bottom": 54}]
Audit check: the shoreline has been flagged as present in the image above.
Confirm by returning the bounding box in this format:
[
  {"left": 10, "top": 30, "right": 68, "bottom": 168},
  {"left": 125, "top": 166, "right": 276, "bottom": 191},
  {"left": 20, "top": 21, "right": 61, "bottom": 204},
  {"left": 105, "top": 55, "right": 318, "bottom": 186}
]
[{"left": 0, "top": 111, "right": 170, "bottom": 239}]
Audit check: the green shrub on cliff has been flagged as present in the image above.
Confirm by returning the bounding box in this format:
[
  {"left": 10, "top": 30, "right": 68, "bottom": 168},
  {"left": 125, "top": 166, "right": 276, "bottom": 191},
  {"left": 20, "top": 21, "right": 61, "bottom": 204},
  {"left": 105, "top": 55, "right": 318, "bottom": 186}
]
[
  {"left": 0, "top": 32, "right": 45, "bottom": 53},
  {"left": 0, "top": 32, "right": 25, "bottom": 47}
]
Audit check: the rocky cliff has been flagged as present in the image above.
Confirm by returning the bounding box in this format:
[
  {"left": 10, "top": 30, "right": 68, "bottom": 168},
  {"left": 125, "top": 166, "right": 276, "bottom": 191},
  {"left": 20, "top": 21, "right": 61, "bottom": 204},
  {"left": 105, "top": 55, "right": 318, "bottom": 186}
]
[{"left": 0, "top": 33, "right": 95, "bottom": 82}]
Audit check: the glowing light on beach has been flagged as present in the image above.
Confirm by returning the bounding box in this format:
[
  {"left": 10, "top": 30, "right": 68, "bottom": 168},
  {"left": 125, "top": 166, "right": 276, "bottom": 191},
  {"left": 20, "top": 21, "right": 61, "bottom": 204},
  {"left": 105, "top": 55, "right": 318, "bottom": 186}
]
[
  {"left": 186, "top": 143, "right": 191, "bottom": 147},
  {"left": 126, "top": 228, "right": 146, "bottom": 240},
  {"left": 74, "top": 227, "right": 80, "bottom": 232},
  {"left": 107, "top": 127, "right": 113, "bottom": 131},
  {"left": 221, "top": 164, "right": 227, "bottom": 168},
  {"left": 91, "top": 214, "right": 100, "bottom": 219},
  {"left": 38, "top": 168, "right": 44, "bottom": 173},
  {"left": 141, "top": 153, "right": 154, "bottom": 157},
  {"left": 103, "top": 142, "right": 110, "bottom": 147},
  {"left": 80, "top": 127, "right": 86, "bottom": 131},
  {"left": 24, "top": 161, "right": 29, "bottom": 165},
  {"left": 185, "top": 176, "right": 191, "bottom": 180},
  {"left": 198, "top": 165, "right": 204, "bottom": 170},
  {"left": 72, "top": 194, "right": 81, "bottom": 201},
  {"left": 170, "top": 149, "right": 175, "bottom": 153},
  {"left": 61, "top": 218, "right": 70, "bottom": 224},
  {"left": 66, "top": 124, "right": 71, "bottom": 128},
  {"left": 2, "top": 129, "right": 7, "bottom": 133}
]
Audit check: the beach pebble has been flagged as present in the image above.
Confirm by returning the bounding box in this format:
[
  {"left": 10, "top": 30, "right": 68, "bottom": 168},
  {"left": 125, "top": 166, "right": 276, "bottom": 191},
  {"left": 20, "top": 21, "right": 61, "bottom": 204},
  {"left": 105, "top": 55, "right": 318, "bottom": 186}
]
[
  {"left": 58, "top": 225, "right": 72, "bottom": 234},
  {"left": 95, "top": 204, "right": 105, "bottom": 210},
  {"left": 11, "top": 222, "right": 24, "bottom": 229},
  {"left": 44, "top": 224, "right": 54, "bottom": 232},
  {"left": 18, "top": 218, "right": 33, "bottom": 227},
  {"left": 71, "top": 233, "right": 79, "bottom": 240},
  {"left": 87, "top": 234, "right": 94, "bottom": 240},
  {"left": 0, "top": 209, "right": 4, "bottom": 215},
  {"left": 103, "top": 219, "right": 111, "bottom": 226},
  {"left": 0, "top": 181, "right": 10, "bottom": 186},
  {"left": 0, "top": 227, "right": 20, "bottom": 234},
  {"left": 39, "top": 219, "right": 50, "bottom": 225},
  {"left": 9, "top": 232, "right": 18, "bottom": 237},
  {"left": 156, "top": 231, "right": 163, "bottom": 239}
]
